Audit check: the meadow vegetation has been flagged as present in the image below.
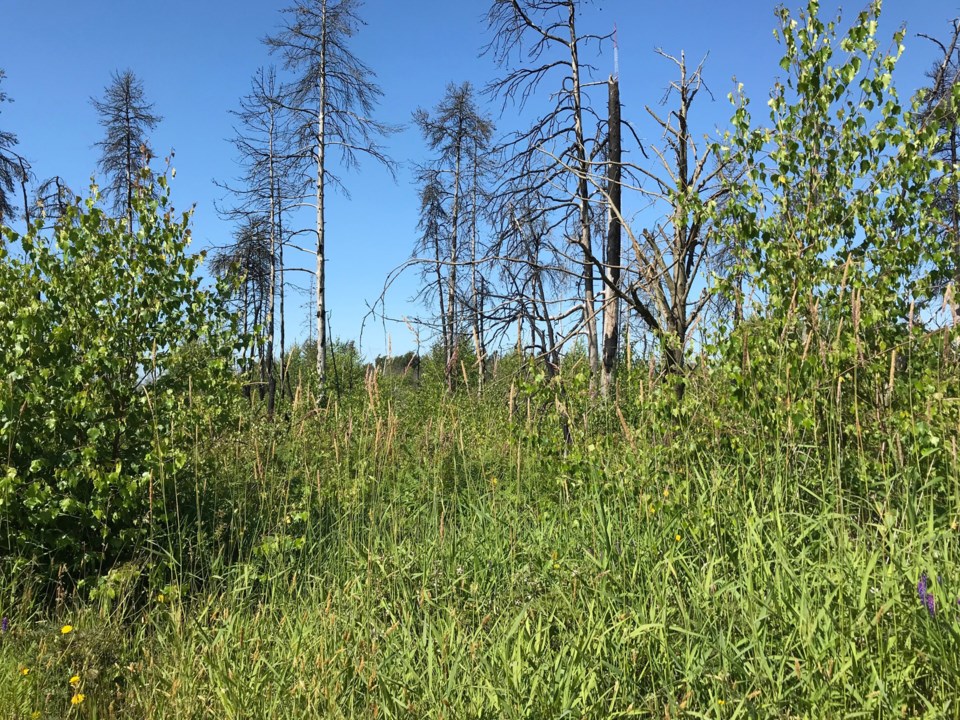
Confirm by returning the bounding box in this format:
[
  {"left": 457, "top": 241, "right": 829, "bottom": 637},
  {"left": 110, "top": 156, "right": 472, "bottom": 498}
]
[
  {"left": 2, "top": 320, "right": 959, "bottom": 718},
  {"left": 2, "top": 1, "right": 960, "bottom": 717}
]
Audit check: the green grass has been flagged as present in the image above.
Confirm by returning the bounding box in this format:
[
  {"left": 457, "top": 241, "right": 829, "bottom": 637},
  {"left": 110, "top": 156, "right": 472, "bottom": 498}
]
[{"left": 2, "top": 369, "right": 959, "bottom": 719}]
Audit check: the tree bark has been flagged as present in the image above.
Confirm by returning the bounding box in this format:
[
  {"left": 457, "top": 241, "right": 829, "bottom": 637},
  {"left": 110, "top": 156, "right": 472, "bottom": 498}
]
[
  {"left": 566, "top": 4, "right": 599, "bottom": 388},
  {"left": 601, "top": 74, "right": 622, "bottom": 397},
  {"left": 266, "top": 101, "right": 278, "bottom": 417},
  {"left": 446, "top": 127, "right": 462, "bottom": 393},
  {"left": 315, "top": 0, "right": 328, "bottom": 395}
]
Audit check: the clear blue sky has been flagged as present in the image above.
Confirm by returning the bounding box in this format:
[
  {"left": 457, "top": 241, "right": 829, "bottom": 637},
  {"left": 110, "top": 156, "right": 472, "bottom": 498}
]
[{"left": 1, "top": 0, "right": 955, "bottom": 359}]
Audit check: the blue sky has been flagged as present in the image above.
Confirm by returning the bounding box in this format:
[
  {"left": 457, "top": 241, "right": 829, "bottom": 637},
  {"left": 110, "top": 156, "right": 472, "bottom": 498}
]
[{"left": 1, "top": 0, "right": 955, "bottom": 359}]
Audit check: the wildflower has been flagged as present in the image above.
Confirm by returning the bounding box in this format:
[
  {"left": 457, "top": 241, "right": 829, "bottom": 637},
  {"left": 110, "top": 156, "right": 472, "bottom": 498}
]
[
  {"left": 718, "top": 699, "right": 725, "bottom": 705},
  {"left": 663, "top": 488, "right": 670, "bottom": 498},
  {"left": 20, "top": 667, "right": 30, "bottom": 676},
  {"left": 69, "top": 674, "right": 80, "bottom": 686},
  {"left": 1, "top": 616, "right": 8, "bottom": 633},
  {"left": 157, "top": 593, "right": 165, "bottom": 603},
  {"left": 70, "top": 693, "right": 85, "bottom": 706},
  {"left": 675, "top": 534, "right": 682, "bottom": 542},
  {"left": 60, "top": 625, "right": 73, "bottom": 635},
  {"left": 31, "top": 712, "right": 40, "bottom": 719},
  {"left": 918, "top": 573, "right": 935, "bottom": 617}
]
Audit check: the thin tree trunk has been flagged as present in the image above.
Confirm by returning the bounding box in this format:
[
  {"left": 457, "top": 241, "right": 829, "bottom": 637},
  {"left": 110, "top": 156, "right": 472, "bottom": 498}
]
[
  {"left": 601, "top": 74, "right": 622, "bottom": 397},
  {"left": 255, "top": 284, "right": 266, "bottom": 401},
  {"left": 446, "top": 136, "right": 463, "bottom": 393},
  {"left": 435, "top": 233, "right": 449, "bottom": 376},
  {"left": 278, "top": 184, "right": 288, "bottom": 401},
  {"left": 125, "top": 97, "right": 134, "bottom": 235},
  {"left": 18, "top": 157, "right": 30, "bottom": 227},
  {"left": 242, "top": 277, "right": 251, "bottom": 399},
  {"left": 266, "top": 104, "right": 278, "bottom": 418},
  {"left": 566, "top": 4, "right": 599, "bottom": 388},
  {"left": 952, "top": 125, "right": 959, "bottom": 290},
  {"left": 665, "top": 58, "right": 691, "bottom": 394},
  {"left": 315, "top": 0, "right": 328, "bottom": 395},
  {"left": 470, "top": 148, "right": 486, "bottom": 389}
]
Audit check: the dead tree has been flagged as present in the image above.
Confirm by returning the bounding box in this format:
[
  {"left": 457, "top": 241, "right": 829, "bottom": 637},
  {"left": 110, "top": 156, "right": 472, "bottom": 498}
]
[
  {"left": 920, "top": 19, "right": 960, "bottom": 293},
  {"left": 91, "top": 70, "right": 162, "bottom": 234},
  {"left": 485, "top": 0, "right": 610, "bottom": 390},
  {"left": 579, "top": 52, "right": 733, "bottom": 402},
  {"left": 413, "top": 82, "right": 493, "bottom": 392},
  {"left": 600, "top": 72, "right": 622, "bottom": 396},
  {"left": 219, "top": 67, "right": 305, "bottom": 416},
  {"left": 267, "top": 0, "right": 395, "bottom": 398}
]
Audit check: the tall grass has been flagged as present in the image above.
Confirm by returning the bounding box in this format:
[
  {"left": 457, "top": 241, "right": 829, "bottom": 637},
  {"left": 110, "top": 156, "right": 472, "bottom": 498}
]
[{"left": 2, "top": 350, "right": 959, "bottom": 718}]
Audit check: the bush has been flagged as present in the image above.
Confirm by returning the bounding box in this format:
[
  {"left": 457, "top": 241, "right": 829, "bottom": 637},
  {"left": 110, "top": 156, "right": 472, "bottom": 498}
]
[{"left": 0, "top": 177, "right": 240, "bottom": 577}]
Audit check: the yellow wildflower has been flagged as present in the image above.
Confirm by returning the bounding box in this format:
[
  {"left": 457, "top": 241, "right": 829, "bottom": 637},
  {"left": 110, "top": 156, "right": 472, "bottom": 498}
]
[
  {"left": 69, "top": 674, "right": 80, "bottom": 686},
  {"left": 675, "top": 534, "right": 681, "bottom": 542},
  {"left": 60, "top": 625, "right": 73, "bottom": 635},
  {"left": 71, "top": 693, "right": 85, "bottom": 706},
  {"left": 20, "top": 667, "right": 30, "bottom": 676}
]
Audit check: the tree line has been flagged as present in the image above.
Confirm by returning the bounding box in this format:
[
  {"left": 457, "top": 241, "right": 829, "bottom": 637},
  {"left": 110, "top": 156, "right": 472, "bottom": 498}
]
[{"left": 2, "top": 0, "right": 959, "bottom": 415}]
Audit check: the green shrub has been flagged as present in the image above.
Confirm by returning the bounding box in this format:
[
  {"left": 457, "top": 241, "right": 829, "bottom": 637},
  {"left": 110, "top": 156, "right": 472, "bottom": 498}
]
[{"left": 0, "top": 176, "right": 240, "bottom": 577}]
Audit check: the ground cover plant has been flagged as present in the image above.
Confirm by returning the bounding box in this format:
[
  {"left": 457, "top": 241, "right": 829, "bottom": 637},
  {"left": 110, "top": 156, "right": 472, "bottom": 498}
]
[
  {"left": 1, "top": 349, "right": 958, "bottom": 718},
  {"left": 2, "top": 0, "right": 960, "bottom": 717}
]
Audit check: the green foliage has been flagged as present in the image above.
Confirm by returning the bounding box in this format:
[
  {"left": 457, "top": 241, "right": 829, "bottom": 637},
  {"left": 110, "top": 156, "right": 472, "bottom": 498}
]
[
  {"left": 0, "top": 176, "right": 240, "bottom": 575},
  {"left": 711, "top": 1, "right": 958, "bottom": 469},
  {"left": 280, "top": 339, "right": 368, "bottom": 407},
  {"left": 2, "top": 3, "right": 960, "bottom": 717},
  {"left": 2, "top": 356, "right": 959, "bottom": 717},
  {"left": 721, "top": 0, "right": 946, "bottom": 324}
]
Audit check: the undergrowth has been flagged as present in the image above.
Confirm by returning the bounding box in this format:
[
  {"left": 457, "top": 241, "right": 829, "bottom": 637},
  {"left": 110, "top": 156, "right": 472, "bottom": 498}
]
[{"left": 2, "top": 348, "right": 958, "bottom": 719}]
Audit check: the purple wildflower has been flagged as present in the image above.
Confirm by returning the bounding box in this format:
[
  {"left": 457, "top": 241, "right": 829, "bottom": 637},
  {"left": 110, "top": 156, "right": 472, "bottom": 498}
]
[
  {"left": 0, "top": 617, "right": 7, "bottom": 633},
  {"left": 918, "top": 573, "right": 935, "bottom": 617}
]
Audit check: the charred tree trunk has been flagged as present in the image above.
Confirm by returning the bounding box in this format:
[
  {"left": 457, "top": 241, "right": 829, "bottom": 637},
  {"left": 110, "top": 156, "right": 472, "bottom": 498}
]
[{"left": 601, "top": 74, "right": 622, "bottom": 397}]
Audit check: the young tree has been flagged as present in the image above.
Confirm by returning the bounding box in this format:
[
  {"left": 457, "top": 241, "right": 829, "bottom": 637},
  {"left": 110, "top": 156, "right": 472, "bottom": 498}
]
[
  {"left": 626, "top": 52, "right": 731, "bottom": 395},
  {"left": 266, "top": 0, "right": 396, "bottom": 397},
  {"left": 501, "top": 199, "right": 568, "bottom": 379},
  {"left": 413, "top": 82, "right": 494, "bottom": 392},
  {"left": 413, "top": 168, "right": 451, "bottom": 366},
  {"left": 0, "top": 176, "right": 239, "bottom": 571},
  {"left": 715, "top": 1, "right": 947, "bottom": 427},
  {"left": 91, "top": 70, "right": 162, "bottom": 233},
  {"left": 210, "top": 216, "right": 273, "bottom": 397}
]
